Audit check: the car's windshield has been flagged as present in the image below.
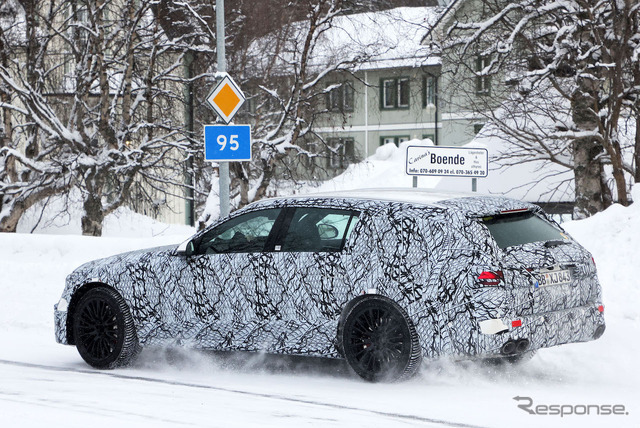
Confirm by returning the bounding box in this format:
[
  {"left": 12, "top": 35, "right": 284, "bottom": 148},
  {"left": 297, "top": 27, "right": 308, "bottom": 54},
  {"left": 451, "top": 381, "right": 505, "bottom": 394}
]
[{"left": 482, "top": 211, "right": 568, "bottom": 249}]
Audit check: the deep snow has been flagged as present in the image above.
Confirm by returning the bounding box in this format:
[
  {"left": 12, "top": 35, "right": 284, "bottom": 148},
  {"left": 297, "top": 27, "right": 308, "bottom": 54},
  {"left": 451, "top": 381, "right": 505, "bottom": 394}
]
[
  {"left": 1, "top": 190, "right": 639, "bottom": 427},
  {"left": 306, "top": 138, "right": 574, "bottom": 204}
]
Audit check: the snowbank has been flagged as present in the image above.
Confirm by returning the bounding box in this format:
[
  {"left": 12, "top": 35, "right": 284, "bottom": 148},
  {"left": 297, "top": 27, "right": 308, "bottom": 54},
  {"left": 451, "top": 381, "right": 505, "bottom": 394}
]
[
  {"left": 0, "top": 186, "right": 638, "bottom": 427},
  {"left": 15, "top": 191, "right": 195, "bottom": 237},
  {"left": 301, "top": 137, "right": 573, "bottom": 203},
  {"left": 312, "top": 138, "right": 443, "bottom": 192}
]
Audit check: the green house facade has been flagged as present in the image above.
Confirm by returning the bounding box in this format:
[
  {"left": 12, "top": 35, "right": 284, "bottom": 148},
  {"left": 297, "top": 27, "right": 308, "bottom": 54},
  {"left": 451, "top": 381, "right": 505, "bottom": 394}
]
[{"left": 313, "top": 2, "right": 487, "bottom": 169}]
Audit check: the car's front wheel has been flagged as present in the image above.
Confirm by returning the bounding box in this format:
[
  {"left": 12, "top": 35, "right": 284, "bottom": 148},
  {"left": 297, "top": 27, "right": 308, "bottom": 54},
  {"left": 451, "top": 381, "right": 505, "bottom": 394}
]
[
  {"left": 73, "top": 287, "right": 141, "bottom": 369},
  {"left": 338, "top": 295, "right": 422, "bottom": 382}
]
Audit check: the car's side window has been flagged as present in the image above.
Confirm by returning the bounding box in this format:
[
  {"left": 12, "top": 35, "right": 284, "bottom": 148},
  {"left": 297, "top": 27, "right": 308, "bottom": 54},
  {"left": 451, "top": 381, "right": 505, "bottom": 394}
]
[
  {"left": 280, "top": 208, "right": 359, "bottom": 252},
  {"left": 196, "top": 208, "right": 281, "bottom": 254}
]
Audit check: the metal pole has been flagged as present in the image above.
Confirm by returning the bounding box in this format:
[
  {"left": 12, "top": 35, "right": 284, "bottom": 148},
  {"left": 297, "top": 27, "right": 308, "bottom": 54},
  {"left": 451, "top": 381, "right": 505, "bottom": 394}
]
[
  {"left": 434, "top": 74, "right": 439, "bottom": 146},
  {"left": 216, "top": 0, "right": 230, "bottom": 218},
  {"left": 184, "top": 51, "right": 195, "bottom": 226}
]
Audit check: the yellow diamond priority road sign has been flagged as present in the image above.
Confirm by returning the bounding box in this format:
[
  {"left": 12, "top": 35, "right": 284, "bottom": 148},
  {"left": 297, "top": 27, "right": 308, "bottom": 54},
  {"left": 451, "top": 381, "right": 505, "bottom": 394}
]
[{"left": 206, "top": 74, "right": 245, "bottom": 124}]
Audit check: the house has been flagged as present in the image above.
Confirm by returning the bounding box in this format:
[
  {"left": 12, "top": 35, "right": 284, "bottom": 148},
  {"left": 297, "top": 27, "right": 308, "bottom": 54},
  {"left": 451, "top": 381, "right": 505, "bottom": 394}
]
[
  {"left": 311, "top": 3, "right": 489, "bottom": 170},
  {"left": 260, "top": 1, "right": 575, "bottom": 218}
]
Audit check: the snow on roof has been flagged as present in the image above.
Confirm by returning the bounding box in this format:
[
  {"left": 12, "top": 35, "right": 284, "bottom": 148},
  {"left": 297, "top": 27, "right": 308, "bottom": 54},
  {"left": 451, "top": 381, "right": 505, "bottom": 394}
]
[{"left": 246, "top": 7, "right": 442, "bottom": 76}]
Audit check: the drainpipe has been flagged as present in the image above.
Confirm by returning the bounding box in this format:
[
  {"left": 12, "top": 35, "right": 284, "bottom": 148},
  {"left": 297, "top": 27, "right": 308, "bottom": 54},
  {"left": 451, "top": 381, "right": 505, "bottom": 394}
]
[
  {"left": 434, "top": 74, "right": 439, "bottom": 146},
  {"left": 364, "top": 70, "right": 369, "bottom": 158}
]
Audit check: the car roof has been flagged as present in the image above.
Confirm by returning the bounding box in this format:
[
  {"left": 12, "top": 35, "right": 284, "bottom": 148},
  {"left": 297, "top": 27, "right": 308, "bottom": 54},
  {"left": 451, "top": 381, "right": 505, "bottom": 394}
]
[
  {"left": 281, "top": 188, "right": 465, "bottom": 207},
  {"left": 254, "top": 188, "right": 538, "bottom": 216}
]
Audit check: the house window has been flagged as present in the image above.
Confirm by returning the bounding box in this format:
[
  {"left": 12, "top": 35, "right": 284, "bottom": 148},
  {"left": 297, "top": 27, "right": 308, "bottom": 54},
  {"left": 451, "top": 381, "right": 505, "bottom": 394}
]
[
  {"left": 381, "top": 78, "right": 410, "bottom": 109},
  {"left": 476, "top": 55, "right": 491, "bottom": 95},
  {"left": 423, "top": 75, "right": 436, "bottom": 107},
  {"left": 398, "top": 78, "right": 410, "bottom": 107},
  {"left": 382, "top": 79, "right": 396, "bottom": 109},
  {"left": 327, "top": 138, "right": 355, "bottom": 168},
  {"left": 66, "top": 4, "right": 90, "bottom": 45},
  {"left": 380, "top": 136, "right": 410, "bottom": 147},
  {"left": 61, "top": 54, "right": 75, "bottom": 92},
  {"left": 327, "top": 82, "right": 354, "bottom": 112}
]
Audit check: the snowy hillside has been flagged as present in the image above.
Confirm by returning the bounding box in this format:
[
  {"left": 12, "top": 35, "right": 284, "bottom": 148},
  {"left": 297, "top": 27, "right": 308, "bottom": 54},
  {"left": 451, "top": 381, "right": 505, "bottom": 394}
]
[{"left": 0, "top": 189, "right": 638, "bottom": 427}]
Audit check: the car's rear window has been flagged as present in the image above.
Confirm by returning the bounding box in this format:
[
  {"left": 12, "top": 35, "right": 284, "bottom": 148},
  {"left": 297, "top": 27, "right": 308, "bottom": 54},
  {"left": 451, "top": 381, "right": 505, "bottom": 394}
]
[{"left": 481, "top": 211, "right": 566, "bottom": 249}]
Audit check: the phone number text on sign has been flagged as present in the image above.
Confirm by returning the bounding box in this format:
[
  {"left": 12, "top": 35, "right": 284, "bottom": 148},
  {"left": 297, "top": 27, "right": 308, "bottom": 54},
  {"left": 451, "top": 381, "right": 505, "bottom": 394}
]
[{"left": 406, "top": 146, "right": 488, "bottom": 177}]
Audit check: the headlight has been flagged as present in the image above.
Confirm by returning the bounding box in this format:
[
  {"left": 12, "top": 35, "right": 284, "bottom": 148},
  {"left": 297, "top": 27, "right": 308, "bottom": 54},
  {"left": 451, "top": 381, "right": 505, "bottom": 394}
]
[{"left": 56, "top": 297, "right": 69, "bottom": 312}]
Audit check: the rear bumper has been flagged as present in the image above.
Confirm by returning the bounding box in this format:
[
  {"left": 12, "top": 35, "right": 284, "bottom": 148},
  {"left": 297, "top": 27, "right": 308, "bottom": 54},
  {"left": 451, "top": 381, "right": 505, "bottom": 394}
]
[{"left": 477, "top": 303, "right": 605, "bottom": 356}]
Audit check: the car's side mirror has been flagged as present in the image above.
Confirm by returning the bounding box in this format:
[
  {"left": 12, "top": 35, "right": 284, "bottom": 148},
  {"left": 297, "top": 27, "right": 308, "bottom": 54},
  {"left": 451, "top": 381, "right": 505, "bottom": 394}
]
[{"left": 176, "top": 239, "right": 196, "bottom": 257}]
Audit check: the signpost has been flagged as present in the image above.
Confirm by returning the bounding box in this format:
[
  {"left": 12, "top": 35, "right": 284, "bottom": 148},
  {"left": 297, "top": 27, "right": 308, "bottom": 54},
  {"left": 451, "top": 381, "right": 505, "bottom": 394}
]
[
  {"left": 405, "top": 145, "right": 488, "bottom": 191},
  {"left": 205, "top": 0, "right": 250, "bottom": 218}
]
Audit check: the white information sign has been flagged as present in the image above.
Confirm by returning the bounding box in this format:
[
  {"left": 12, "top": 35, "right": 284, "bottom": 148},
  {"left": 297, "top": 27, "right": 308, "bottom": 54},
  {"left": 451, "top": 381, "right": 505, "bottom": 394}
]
[{"left": 406, "top": 146, "right": 488, "bottom": 177}]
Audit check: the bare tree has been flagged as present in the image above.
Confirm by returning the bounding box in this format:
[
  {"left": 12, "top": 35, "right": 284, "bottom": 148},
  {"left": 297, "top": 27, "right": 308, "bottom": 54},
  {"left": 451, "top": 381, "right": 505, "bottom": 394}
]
[
  {"left": 0, "top": 0, "right": 76, "bottom": 233},
  {"left": 230, "top": 0, "right": 359, "bottom": 205},
  {"left": 155, "top": 0, "right": 376, "bottom": 225},
  {"left": 1, "top": 0, "right": 193, "bottom": 235},
  {"left": 442, "top": 0, "right": 639, "bottom": 218}
]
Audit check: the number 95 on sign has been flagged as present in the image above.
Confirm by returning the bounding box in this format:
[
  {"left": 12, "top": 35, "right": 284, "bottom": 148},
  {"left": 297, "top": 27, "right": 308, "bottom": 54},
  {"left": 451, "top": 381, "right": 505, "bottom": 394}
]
[{"left": 204, "top": 125, "right": 252, "bottom": 162}]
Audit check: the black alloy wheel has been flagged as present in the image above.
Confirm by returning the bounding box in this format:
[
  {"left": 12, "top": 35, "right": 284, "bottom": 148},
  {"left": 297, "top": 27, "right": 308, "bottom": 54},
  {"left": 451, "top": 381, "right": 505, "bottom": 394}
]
[
  {"left": 339, "top": 295, "right": 422, "bottom": 382},
  {"left": 73, "top": 287, "right": 140, "bottom": 369}
]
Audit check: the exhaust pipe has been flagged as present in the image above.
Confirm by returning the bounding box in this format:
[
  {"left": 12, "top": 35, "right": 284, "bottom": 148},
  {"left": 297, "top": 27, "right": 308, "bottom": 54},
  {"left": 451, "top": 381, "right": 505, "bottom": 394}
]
[
  {"left": 501, "top": 338, "right": 530, "bottom": 355},
  {"left": 500, "top": 340, "right": 517, "bottom": 355},
  {"left": 593, "top": 325, "right": 605, "bottom": 340},
  {"left": 515, "top": 338, "right": 530, "bottom": 353}
]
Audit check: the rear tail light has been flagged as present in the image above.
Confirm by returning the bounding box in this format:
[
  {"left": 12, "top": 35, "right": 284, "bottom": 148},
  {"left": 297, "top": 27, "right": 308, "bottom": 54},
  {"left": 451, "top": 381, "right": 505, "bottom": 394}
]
[{"left": 477, "top": 270, "right": 504, "bottom": 286}]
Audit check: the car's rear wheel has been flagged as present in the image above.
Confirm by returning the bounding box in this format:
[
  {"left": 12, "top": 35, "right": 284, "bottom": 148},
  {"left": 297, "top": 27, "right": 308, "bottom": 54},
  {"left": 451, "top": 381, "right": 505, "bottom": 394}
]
[
  {"left": 73, "top": 287, "right": 140, "bottom": 369},
  {"left": 338, "top": 295, "right": 422, "bottom": 382}
]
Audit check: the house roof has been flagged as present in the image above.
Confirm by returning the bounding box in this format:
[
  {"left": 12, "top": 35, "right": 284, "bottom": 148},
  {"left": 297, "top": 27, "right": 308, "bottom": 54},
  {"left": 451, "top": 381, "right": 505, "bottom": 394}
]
[
  {"left": 420, "top": 0, "right": 464, "bottom": 44},
  {"left": 245, "top": 7, "right": 444, "bottom": 77}
]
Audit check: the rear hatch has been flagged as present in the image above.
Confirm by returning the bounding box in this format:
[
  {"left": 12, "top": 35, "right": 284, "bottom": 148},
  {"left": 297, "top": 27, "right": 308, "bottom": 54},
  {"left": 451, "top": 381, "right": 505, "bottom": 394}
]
[{"left": 481, "top": 210, "right": 601, "bottom": 316}]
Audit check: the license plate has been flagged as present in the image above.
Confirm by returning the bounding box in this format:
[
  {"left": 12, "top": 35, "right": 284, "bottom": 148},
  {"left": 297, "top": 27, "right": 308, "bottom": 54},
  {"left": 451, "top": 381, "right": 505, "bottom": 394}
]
[{"left": 537, "top": 268, "right": 572, "bottom": 287}]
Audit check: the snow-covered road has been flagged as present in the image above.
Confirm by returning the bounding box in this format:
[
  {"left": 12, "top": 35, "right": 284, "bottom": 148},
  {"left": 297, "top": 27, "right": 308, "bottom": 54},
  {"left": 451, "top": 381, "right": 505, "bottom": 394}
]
[
  {"left": 1, "top": 357, "right": 490, "bottom": 428},
  {"left": 1, "top": 199, "right": 639, "bottom": 427}
]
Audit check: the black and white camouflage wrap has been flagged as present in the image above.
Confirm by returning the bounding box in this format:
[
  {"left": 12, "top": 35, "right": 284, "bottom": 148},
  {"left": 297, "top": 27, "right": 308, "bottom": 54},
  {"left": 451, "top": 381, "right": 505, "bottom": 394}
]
[{"left": 54, "top": 194, "right": 605, "bottom": 360}]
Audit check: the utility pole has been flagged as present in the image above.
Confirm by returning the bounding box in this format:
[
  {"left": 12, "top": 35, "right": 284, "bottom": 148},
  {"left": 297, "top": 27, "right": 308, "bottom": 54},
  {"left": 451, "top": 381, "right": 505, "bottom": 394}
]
[{"left": 216, "top": 0, "right": 230, "bottom": 218}]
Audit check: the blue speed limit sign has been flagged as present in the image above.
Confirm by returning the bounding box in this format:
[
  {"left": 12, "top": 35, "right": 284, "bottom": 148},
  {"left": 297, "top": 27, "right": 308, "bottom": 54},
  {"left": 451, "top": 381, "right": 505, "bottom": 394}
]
[{"left": 204, "top": 125, "right": 251, "bottom": 161}]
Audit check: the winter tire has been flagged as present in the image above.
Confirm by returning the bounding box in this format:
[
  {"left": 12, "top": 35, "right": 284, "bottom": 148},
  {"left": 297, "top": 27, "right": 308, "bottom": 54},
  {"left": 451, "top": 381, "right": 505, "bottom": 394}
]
[
  {"left": 338, "top": 295, "right": 422, "bottom": 382},
  {"left": 73, "top": 287, "right": 141, "bottom": 369}
]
